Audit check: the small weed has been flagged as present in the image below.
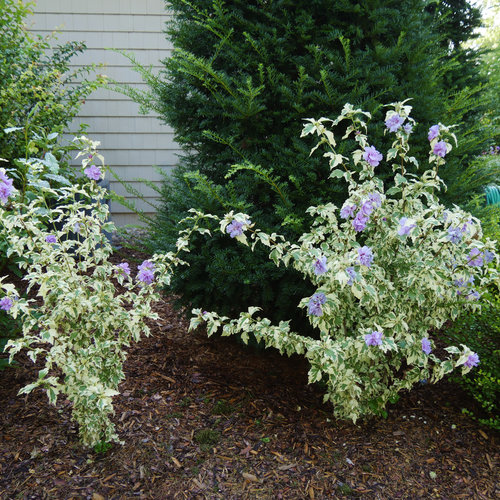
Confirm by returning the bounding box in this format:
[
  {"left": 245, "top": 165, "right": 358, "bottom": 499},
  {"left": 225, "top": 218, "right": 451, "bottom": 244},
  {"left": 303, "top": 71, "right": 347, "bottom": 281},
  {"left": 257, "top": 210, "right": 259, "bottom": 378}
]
[
  {"left": 337, "top": 483, "right": 354, "bottom": 496},
  {"left": 212, "top": 399, "right": 234, "bottom": 416},
  {"left": 169, "top": 411, "right": 184, "bottom": 419},
  {"left": 194, "top": 428, "right": 220, "bottom": 452},
  {"left": 361, "top": 464, "right": 372, "bottom": 472},
  {"left": 93, "top": 441, "right": 112, "bottom": 454},
  {"left": 179, "top": 396, "right": 192, "bottom": 408}
]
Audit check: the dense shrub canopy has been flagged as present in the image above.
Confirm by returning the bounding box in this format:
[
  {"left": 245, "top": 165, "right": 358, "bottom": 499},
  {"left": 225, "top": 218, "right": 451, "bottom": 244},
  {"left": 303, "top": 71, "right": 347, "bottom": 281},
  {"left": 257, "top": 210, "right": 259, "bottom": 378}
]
[{"left": 143, "top": 0, "right": 492, "bottom": 329}]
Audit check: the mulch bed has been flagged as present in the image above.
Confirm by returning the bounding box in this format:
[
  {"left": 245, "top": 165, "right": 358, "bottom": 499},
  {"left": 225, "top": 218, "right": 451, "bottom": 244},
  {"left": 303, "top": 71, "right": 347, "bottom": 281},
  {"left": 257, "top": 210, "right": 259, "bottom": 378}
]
[{"left": 0, "top": 246, "right": 498, "bottom": 499}]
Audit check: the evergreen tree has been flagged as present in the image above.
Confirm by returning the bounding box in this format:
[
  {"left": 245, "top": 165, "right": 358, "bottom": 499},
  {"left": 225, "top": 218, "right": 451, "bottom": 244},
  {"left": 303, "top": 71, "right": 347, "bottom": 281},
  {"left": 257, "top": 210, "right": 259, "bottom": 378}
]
[{"left": 136, "top": 0, "right": 491, "bottom": 330}]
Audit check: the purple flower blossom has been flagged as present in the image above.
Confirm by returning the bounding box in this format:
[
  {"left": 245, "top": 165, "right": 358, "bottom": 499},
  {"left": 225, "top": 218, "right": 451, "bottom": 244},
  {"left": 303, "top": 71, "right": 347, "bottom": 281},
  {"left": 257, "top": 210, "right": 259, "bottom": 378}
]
[
  {"left": 433, "top": 141, "right": 448, "bottom": 158},
  {"left": 340, "top": 203, "right": 357, "bottom": 219},
  {"left": 346, "top": 266, "right": 357, "bottom": 285},
  {"left": 468, "top": 248, "right": 483, "bottom": 267},
  {"left": 428, "top": 125, "right": 440, "bottom": 141},
  {"left": 0, "top": 169, "right": 9, "bottom": 183},
  {"left": 447, "top": 226, "right": 463, "bottom": 244},
  {"left": 364, "top": 330, "right": 383, "bottom": 346},
  {"left": 0, "top": 169, "right": 14, "bottom": 205},
  {"left": 461, "top": 219, "right": 473, "bottom": 233},
  {"left": 363, "top": 146, "right": 383, "bottom": 167},
  {"left": 467, "top": 290, "right": 480, "bottom": 301},
  {"left": 360, "top": 200, "right": 374, "bottom": 217},
  {"left": 137, "top": 260, "right": 156, "bottom": 284},
  {"left": 484, "top": 250, "right": 495, "bottom": 264},
  {"left": 116, "top": 262, "right": 131, "bottom": 276},
  {"left": 137, "top": 269, "right": 154, "bottom": 285},
  {"left": 0, "top": 297, "right": 13, "bottom": 311},
  {"left": 368, "top": 192, "right": 382, "bottom": 208},
  {"left": 84, "top": 165, "right": 102, "bottom": 181},
  {"left": 358, "top": 246, "right": 374, "bottom": 267},
  {"left": 313, "top": 256, "right": 328, "bottom": 276},
  {"left": 45, "top": 234, "right": 57, "bottom": 244},
  {"left": 464, "top": 352, "right": 480, "bottom": 368},
  {"left": 455, "top": 276, "right": 474, "bottom": 296},
  {"left": 352, "top": 212, "right": 369, "bottom": 232},
  {"left": 398, "top": 217, "right": 416, "bottom": 236},
  {"left": 403, "top": 123, "right": 413, "bottom": 135},
  {"left": 385, "top": 114, "right": 405, "bottom": 133},
  {"left": 421, "top": 338, "right": 432, "bottom": 355},
  {"left": 226, "top": 218, "right": 251, "bottom": 238},
  {"left": 308, "top": 292, "right": 326, "bottom": 316}
]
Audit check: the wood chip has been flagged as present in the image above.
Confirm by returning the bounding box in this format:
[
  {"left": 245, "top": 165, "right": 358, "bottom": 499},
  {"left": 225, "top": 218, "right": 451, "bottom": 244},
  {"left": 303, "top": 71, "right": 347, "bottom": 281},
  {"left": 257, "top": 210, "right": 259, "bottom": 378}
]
[
  {"left": 92, "top": 494, "right": 105, "bottom": 500},
  {"left": 478, "top": 430, "right": 488, "bottom": 440},
  {"left": 278, "top": 464, "right": 297, "bottom": 471},
  {"left": 242, "top": 472, "right": 259, "bottom": 482},
  {"left": 171, "top": 457, "right": 182, "bottom": 468}
]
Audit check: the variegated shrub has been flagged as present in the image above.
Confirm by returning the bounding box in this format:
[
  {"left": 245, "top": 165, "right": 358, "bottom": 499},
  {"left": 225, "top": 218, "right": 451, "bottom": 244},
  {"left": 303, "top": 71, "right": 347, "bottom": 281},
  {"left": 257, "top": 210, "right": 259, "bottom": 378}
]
[
  {"left": 190, "top": 101, "right": 499, "bottom": 422},
  {"left": 0, "top": 137, "right": 213, "bottom": 447}
]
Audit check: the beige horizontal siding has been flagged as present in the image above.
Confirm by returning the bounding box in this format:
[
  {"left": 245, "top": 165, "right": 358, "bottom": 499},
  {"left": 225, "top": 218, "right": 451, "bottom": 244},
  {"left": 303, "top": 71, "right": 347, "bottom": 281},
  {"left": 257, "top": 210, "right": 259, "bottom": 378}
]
[{"left": 30, "top": 0, "right": 179, "bottom": 226}]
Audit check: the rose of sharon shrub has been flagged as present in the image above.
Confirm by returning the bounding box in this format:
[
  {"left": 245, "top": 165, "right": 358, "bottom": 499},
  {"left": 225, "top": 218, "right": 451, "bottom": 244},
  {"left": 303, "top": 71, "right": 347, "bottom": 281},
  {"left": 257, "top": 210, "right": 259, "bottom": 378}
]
[
  {"left": 190, "top": 101, "right": 498, "bottom": 422},
  {"left": 0, "top": 137, "right": 215, "bottom": 447}
]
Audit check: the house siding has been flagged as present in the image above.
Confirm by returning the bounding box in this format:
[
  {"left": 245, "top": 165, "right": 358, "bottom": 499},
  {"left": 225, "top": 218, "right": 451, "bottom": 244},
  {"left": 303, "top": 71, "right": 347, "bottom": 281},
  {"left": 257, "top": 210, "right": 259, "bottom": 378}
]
[{"left": 29, "top": 0, "right": 179, "bottom": 226}]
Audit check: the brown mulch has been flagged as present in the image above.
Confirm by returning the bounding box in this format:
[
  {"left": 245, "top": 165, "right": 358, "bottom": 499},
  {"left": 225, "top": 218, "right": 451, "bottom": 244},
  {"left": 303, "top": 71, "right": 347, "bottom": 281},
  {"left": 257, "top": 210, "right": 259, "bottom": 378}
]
[{"left": 0, "top": 246, "right": 498, "bottom": 499}]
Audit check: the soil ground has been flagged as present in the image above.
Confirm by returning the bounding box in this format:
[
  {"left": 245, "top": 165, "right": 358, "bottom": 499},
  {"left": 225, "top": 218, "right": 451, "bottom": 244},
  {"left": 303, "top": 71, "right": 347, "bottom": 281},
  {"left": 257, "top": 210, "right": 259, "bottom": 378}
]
[{"left": 0, "top": 245, "right": 498, "bottom": 499}]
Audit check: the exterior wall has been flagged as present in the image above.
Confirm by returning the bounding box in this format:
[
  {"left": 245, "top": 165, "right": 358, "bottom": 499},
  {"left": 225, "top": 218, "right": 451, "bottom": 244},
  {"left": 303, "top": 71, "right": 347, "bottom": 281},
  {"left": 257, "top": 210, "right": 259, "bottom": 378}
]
[{"left": 28, "top": 0, "right": 179, "bottom": 226}]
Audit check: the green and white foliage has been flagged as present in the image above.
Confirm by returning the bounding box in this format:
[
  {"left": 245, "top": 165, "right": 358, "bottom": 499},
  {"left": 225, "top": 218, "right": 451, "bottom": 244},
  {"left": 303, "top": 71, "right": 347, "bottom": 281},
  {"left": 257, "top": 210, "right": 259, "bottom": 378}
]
[
  {"left": 190, "top": 102, "right": 499, "bottom": 422},
  {"left": 0, "top": 137, "right": 214, "bottom": 447}
]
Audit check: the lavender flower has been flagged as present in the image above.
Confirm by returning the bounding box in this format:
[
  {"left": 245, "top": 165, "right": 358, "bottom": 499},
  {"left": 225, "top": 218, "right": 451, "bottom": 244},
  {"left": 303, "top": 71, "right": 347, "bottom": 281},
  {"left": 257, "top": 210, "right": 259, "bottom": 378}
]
[
  {"left": 467, "top": 290, "right": 480, "bottom": 301},
  {"left": 364, "top": 330, "right": 383, "bottom": 346},
  {"left": 428, "top": 125, "right": 440, "bottom": 141},
  {"left": 352, "top": 213, "right": 369, "bottom": 232},
  {"left": 0, "top": 169, "right": 14, "bottom": 205},
  {"left": 0, "top": 297, "right": 13, "bottom": 311},
  {"left": 484, "top": 250, "right": 495, "bottom": 264},
  {"left": 84, "top": 165, "right": 102, "bottom": 181},
  {"left": 313, "top": 256, "right": 328, "bottom": 276},
  {"left": 368, "top": 192, "right": 382, "bottom": 208},
  {"left": 308, "top": 292, "right": 326, "bottom": 316},
  {"left": 468, "top": 248, "right": 483, "bottom": 267},
  {"left": 461, "top": 219, "right": 473, "bottom": 233},
  {"left": 385, "top": 114, "right": 405, "bottom": 133},
  {"left": 464, "top": 352, "right": 480, "bottom": 368},
  {"left": 358, "top": 246, "right": 374, "bottom": 267},
  {"left": 403, "top": 123, "right": 413, "bottom": 135},
  {"left": 360, "top": 200, "right": 374, "bottom": 217},
  {"left": 363, "top": 146, "right": 383, "bottom": 167},
  {"left": 340, "top": 203, "right": 357, "bottom": 219},
  {"left": 447, "top": 227, "right": 463, "bottom": 244},
  {"left": 116, "top": 262, "right": 131, "bottom": 276},
  {"left": 421, "top": 338, "right": 432, "bottom": 355},
  {"left": 346, "top": 266, "right": 357, "bottom": 285},
  {"left": 226, "top": 218, "right": 251, "bottom": 238},
  {"left": 398, "top": 217, "right": 416, "bottom": 236},
  {"left": 45, "top": 234, "right": 57, "bottom": 244},
  {"left": 455, "top": 276, "right": 474, "bottom": 296},
  {"left": 137, "top": 260, "right": 156, "bottom": 284},
  {"left": 433, "top": 141, "right": 447, "bottom": 158}
]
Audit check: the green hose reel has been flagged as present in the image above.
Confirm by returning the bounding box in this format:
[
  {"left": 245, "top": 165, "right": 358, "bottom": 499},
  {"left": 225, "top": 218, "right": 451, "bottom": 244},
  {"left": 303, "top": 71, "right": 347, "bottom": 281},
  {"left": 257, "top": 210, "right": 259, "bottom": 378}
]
[{"left": 485, "top": 185, "right": 500, "bottom": 206}]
